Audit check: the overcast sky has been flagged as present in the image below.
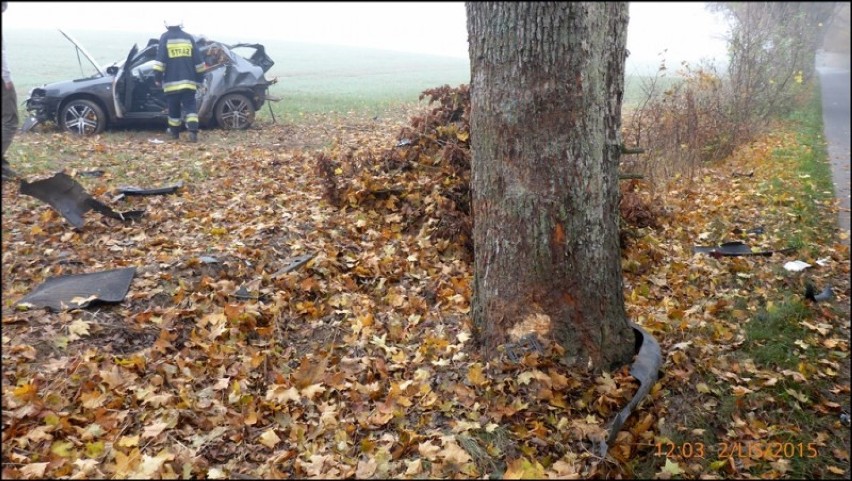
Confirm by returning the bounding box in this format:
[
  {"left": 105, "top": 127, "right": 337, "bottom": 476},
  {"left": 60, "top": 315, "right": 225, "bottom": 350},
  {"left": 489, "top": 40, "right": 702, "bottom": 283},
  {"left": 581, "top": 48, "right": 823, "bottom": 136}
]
[{"left": 4, "top": 2, "right": 730, "bottom": 69}]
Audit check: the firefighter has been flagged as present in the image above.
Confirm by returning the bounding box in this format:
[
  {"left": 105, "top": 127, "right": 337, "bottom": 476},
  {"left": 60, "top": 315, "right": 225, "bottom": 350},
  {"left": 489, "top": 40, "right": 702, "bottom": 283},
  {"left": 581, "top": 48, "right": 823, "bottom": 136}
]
[{"left": 152, "top": 18, "right": 205, "bottom": 142}]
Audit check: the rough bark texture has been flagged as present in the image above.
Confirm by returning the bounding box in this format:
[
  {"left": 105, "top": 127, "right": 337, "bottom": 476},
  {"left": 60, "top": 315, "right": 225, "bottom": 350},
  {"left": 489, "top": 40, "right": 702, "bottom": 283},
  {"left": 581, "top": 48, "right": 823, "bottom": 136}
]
[{"left": 467, "top": 2, "right": 634, "bottom": 371}]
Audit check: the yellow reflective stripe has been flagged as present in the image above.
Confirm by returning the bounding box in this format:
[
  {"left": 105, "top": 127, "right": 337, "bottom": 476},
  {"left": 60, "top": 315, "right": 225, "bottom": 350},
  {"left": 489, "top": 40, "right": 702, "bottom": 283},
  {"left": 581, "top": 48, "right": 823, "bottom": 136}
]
[
  {"left": 168, "top": 118, "right": 181, "bottom": 126},
  {"left": 195, "top": 62, "right": 206, "bottom": 73},
  {"left": 163, "top": 82, "right": 198, "bottom": 92},
  {"left": 185, "top": 114, "right": 199, "bottom": 123},
  {"left": 152, "top": 61, "right": 165, "bottom": 72}
]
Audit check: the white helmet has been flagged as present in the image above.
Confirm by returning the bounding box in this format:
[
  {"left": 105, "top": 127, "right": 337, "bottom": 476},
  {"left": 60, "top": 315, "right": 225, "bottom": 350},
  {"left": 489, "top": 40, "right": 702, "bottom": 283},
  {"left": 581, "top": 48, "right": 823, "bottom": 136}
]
[{"left": 164, "top": 18, "right": 183, "bottom": 28}]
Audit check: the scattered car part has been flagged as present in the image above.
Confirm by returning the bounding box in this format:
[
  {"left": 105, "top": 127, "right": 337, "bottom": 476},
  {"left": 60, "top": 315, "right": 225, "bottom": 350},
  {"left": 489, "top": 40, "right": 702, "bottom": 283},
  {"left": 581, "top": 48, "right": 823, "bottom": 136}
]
[
  {"left": 600, "top": 322, "right": 662, "bottom": 457},
  {"left": 693, "top": 241, "right": 793, "bottom": 257},
  {"left": 19, "top": 172, "right": 144, "bottom": 229},
  {"left": 115, "top": 180, "right": 184, "bottom": 196},
  {"left": 16, "top": 267, "right": 136, "bottom": 312},
  {"left": 233, "top": 285, "right": 254, "bottom": 300},
  {"left": 805, "top": 282, "right": 834, "bottom": 303}
]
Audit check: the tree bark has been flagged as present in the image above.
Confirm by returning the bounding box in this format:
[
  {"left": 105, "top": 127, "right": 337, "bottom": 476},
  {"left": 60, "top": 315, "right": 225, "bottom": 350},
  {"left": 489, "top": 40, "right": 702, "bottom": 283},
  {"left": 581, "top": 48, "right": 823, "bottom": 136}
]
[{"left": 467, "top": 2, "right": 634, "bottom": 371}]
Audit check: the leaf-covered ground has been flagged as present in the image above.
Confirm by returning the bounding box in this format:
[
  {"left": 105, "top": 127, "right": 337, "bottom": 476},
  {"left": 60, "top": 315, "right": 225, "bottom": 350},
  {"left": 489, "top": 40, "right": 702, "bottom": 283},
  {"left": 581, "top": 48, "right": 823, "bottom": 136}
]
[{"left": 2, "top": 95, "right": 849, "bottom": 479}]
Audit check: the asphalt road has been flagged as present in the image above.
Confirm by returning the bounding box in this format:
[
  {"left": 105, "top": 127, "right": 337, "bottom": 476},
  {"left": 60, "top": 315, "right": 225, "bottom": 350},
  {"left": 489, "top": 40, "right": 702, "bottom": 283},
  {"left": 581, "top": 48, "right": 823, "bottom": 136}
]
[{"left": 816, "top": 50, "right": 851, "bottom": 244}]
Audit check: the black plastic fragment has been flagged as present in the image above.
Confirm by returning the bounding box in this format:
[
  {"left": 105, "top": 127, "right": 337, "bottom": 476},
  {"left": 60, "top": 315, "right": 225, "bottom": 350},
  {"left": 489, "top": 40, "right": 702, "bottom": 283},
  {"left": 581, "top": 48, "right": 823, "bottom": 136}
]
[
  {"left": 692, "top": 241, "right": 793, "bottom": 257},
  {"left": 19, "top": 172, "right": 144, "bottom": 228},
  {"left": 599, "top": 322, "right": 663, "bottom": 457},
  {"left": 805, "top": 282, "right": 834, "bottom": 303},
  {"left": 233, "top": 285, "right": 254, "bottom": 300},
  {"left": 21, "top": 115, "right": 41, "bottom": 133},
  {"left": 16, "top": 267, "right": 137, "bottom": 312}
]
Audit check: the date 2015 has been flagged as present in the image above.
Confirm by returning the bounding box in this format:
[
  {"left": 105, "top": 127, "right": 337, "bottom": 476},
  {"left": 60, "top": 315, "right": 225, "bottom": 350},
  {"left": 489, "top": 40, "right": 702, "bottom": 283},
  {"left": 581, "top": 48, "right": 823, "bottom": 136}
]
[{"left": 655, "top": 441, "right": 818, "bottom": 459}]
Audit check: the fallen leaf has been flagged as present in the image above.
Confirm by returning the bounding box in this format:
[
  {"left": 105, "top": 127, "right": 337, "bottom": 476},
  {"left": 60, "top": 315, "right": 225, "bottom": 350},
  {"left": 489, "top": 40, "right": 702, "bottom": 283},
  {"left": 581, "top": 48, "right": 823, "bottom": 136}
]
[{"left": 258, "top": 429, "right": 281, "bottom": 449}]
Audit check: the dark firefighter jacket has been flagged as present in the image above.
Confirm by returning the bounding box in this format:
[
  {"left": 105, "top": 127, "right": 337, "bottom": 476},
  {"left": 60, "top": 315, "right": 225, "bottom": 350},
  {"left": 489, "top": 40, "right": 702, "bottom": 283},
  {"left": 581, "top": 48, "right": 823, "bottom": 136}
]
[{"left": 152, "top": 27, "right": 205, "bottom": 93}]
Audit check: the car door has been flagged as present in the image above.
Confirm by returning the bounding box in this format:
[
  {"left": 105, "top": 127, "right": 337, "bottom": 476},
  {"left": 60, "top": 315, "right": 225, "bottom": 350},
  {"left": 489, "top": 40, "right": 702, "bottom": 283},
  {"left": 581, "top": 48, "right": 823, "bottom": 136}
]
[{"left": 112, "top": 44, "right": 139, "bottom": 119}]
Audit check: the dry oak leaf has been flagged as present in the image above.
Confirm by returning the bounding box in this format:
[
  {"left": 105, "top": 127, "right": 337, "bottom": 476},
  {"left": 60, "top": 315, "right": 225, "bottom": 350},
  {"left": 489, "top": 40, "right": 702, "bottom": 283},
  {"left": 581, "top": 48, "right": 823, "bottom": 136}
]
[
  {"left": 439, "top": 436, "right": 472, "bottom": 464},
  {"left": 19, "top": 463, "right": 49, "bottom": 479},
  {"left": 259, "top": 429, "right": 281, "bottom": 449},
  {"left": 142, "top": 420, "right": 170, "bottom": 439}
]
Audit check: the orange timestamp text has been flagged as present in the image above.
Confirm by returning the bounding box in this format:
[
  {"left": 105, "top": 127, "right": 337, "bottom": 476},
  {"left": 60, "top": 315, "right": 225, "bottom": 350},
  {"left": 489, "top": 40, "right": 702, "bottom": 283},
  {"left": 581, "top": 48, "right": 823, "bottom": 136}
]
[{"left": 655, "top": 441, "right": 819, "bottom": 459}]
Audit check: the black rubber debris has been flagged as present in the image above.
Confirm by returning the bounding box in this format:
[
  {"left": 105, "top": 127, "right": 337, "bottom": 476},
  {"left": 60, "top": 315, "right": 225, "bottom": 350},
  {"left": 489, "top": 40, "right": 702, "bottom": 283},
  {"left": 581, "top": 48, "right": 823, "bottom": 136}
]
[
  {"left": 16, "top": 267, "right": 137, "bottom": 312},
  {"left": 599, "top": 322, "right": 663, "bottom": 457},
  {"left": 19, "top": 172, "right": 144, "bottom": 229},
  {"left": 692, "top": 241, "right": 793, "bottom": 257},
  {"left": 116, "top": 180, "right": 184, "bottom": 196}
]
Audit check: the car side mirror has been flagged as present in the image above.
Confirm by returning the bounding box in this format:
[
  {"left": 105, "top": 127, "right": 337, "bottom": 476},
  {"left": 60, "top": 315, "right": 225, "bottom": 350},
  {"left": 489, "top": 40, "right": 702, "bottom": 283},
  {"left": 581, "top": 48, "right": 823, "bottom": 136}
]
[{"left": 106, "top": 66, "right": 119, "bottom": 75}]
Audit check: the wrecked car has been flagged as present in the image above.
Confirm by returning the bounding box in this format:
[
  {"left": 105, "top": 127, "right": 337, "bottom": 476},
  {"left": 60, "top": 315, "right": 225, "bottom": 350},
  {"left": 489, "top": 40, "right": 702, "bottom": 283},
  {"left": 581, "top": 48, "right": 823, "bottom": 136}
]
[{"left": 24, "top": 30, "right": 276, "bottom": 136}]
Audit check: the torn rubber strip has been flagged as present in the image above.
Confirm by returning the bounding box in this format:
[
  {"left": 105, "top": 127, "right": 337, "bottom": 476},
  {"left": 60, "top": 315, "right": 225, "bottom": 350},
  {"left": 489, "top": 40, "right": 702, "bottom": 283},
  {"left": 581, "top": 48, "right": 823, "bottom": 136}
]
[{"left": 116, "top": 180, "right": 184, "bottom": 196}]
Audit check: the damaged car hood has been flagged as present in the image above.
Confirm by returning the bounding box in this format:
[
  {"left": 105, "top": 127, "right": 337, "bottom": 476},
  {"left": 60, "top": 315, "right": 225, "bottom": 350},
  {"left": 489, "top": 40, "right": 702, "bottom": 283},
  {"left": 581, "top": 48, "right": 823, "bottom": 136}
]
[{"left": 58, "top": 29, "right": 106, "bottom": 77}]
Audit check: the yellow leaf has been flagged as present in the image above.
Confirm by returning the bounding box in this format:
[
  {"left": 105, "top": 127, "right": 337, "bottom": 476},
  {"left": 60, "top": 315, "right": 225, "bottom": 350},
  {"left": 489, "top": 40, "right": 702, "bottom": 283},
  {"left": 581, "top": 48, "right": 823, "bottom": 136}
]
[
  {"left": 258, "top": 429, "right": 281, "bottom": 448},
  {"left": 85, "top": 441, "right": 105, "bottom": 458},
  {"left": 504, "top": 457, "right": 545, "bottom": 479},
  {"left": 114, "top": 448, "right": 141, "bottom": 478},
  {"left": 118, "top": 435, "right": 140, "bottom": 447},
  {"left": 467, "top": 363, "right": 487, "bottom": 386},
  {"left": 661, "top": 458, "right": 685, "bottom": 476},
  {"left": 13, "top": 383, "right": 38, "bottom": 401},
  {"left": 50, "top": 440, "right": 75, "bottom": 458}
]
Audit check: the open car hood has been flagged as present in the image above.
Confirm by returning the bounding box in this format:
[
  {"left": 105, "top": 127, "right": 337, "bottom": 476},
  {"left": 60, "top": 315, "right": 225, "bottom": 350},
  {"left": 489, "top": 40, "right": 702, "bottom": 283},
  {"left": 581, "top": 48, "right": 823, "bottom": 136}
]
[{"left": 58, "top": 29, "right": 105, "bottom": 77}]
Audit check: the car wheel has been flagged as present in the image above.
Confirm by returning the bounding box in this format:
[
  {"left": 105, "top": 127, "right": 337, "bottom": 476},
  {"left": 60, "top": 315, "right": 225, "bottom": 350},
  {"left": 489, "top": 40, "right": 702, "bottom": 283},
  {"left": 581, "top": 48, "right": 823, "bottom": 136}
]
[
  {"left": 60, "top": 99, "right": 106, "bottom": 135},
  {"left": 215, "top": 93, "right": 255, "bottom": 130}
]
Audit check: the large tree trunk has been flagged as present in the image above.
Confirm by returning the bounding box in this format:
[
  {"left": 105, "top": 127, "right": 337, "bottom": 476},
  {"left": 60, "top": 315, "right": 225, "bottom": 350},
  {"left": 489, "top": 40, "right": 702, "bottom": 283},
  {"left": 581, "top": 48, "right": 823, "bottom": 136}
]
[{"left": 467, "top": 2, "right": 634, "bottom": 371}]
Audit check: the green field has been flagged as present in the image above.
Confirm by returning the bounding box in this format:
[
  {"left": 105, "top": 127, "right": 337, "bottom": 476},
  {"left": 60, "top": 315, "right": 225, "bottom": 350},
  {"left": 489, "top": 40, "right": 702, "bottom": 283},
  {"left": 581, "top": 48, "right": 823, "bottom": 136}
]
[{"left": 6, "top": 28, "right": 665, "bottom": 123}]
